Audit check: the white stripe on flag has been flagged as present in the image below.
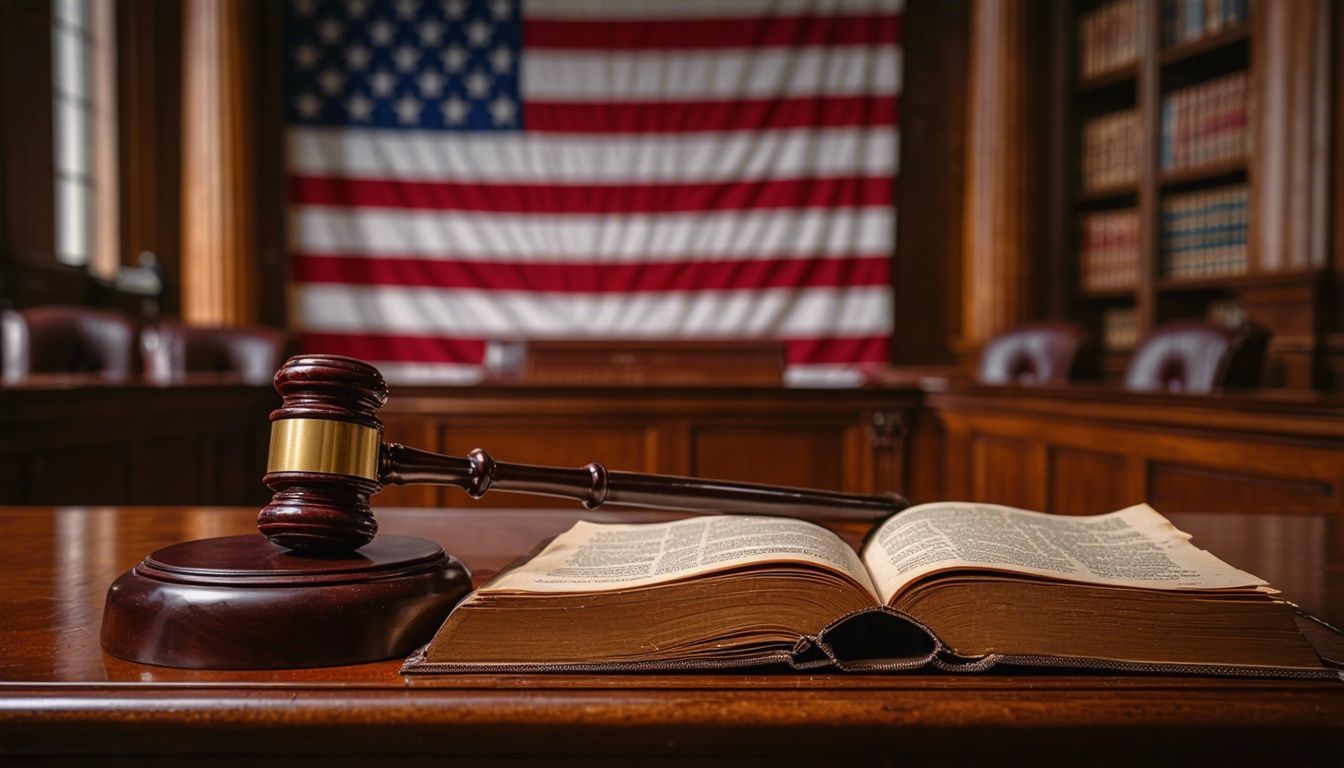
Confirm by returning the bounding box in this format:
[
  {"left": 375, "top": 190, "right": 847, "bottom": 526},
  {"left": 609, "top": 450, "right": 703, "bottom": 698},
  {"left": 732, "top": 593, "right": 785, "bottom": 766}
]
[
  {"left": 290, "top": 206, "right": 894, "bottom": 262},
  {"left": 368, "top": 362, "right": 487, "bottom": 385},
  {"left": 292, "top": 284, "right": 895, "bottom": 338},
  {"left": 523, "top": 47, "right": 901, "bottom": 101},
  {"left": 527, "top": 0, "right": 904, "bottom": 20},
  {"left": 288, "top": 127, "right": 898, "bottom": 184}
]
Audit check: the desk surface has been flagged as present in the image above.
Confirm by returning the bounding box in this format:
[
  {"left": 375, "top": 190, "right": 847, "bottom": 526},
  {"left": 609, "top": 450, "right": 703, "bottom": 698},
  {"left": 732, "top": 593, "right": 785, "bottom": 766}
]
[{"left": 2, "top": 505, "right": 1341, "bottom": 765}]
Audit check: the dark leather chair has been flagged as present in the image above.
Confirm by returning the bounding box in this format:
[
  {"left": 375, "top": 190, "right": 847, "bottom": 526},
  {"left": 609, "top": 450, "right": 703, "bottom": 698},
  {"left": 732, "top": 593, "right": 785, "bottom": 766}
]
[
  {"left": 140, "top": 322, "right": 294, "bottom": 385},
  {"left": 1123, "top": 321, "right": 1269, "bottom": 394},
  {"left": 1, "top": 306, "right": 137, "bottom": 382},
  {"left": 978, "top": 322, "right": 1086, "bottom": 386}
]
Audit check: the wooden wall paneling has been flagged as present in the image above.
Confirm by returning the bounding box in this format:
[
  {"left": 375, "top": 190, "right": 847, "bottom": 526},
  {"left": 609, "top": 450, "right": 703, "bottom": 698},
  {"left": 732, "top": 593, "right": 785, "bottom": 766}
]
[
  {"left": 956, "top": 0, "right": 1049, "bottom": 367},
  {"left": 0, "top": 0, "right": 77, "bottom": 308},
  {"left": 1252, "top": 0, "right": 1332, "bottom": 274},
  {"left": 969, "top": 434, "right": 1046, "bottom": 510},
  {"left": 0, "top": 383, "right": 276, "bottom": 506},
  {"left": 180, "top": 0, "right": 258, "bottom": 325},
  {"left": 376, "top": 388, "right": 922, "bottom": 507},
  {"left": 928, "top": 390, "right": 1344, "bottom": 516},
  {"left": 1048, "top": 447, "right": 1131, "bottom": 515},
  {"left": 253, "top": 0, "right": 289, "bottom": 327},
  {"left": 905, "top": 407, "right": 947, "bottom": 504},
  {"left": 1231, "top": 0, "right": 1334, "bottom": 387},
  {"left": 1135, "top": 0, "right": 1160, "bottom": 336},
  {"left": 690, "top": 422, "right": 848, "bottom": 492},
  {"left": 1148, "top": 462, "right": 1334, "bottom": 512},
  {"left": 379, "top": 414, "right": 443, "bottom": 507},
  {"left": 117, "top": 0, "right": 183, "bottom": 314},
  {"left": 891, "top": 0, "right": 969, "bottom": 365},
  {"left": 862, "top": 409, "right": 907, "bottom": 497}
]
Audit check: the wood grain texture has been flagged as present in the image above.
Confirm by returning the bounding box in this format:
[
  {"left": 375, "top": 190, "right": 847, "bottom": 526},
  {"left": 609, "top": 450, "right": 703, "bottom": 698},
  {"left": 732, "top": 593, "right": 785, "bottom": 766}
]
[
  {"left": 0, "top": 505, "right": 1340, "bottom": 765},
  {"left": 382, "top": 386, "right": 918, "bottom": 507},
  {"left": 959, "top": 0, "right": 1047, "bottom": 358},
  {"left": 0, "top": 377, "right": 277, "bottom": 505},
  {"left": 891, "top": 0, "right": 969, "bottom": 365},
  {"left": 925, "top": 383, "right": 1344, "bottom": 515},
  {"left": 180, "top": 0, "right": 258, "bottom": 325}
]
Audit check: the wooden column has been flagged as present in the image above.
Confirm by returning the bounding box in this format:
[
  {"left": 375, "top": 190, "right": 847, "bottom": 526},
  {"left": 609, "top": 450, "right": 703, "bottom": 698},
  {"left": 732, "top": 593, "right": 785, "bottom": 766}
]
[
  {"left": 956, "top": 0, "right": 1046, "bottom": 364},
  {"left": 1246, "top": 0, "right": 1333, "bottom": 386},
  {"left": 181, "top": 0, "right": 257, "bottom": 326}
]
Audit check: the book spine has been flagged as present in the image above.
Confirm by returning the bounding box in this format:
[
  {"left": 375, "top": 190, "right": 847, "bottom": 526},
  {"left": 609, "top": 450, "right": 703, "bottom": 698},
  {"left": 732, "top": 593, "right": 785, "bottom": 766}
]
[
  {"left": 1160, "top": 71, "right": 1249, "bottom": 172},
  {"left": 1160, "top": 183, "right": 1249, "bottom": 280}
]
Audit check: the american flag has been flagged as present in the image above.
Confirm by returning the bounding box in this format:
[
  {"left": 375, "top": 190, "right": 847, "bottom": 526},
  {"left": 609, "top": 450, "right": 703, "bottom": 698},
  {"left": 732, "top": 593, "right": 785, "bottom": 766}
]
[{"left": 286, "top": 0, "right": 902, "bottom": 385}]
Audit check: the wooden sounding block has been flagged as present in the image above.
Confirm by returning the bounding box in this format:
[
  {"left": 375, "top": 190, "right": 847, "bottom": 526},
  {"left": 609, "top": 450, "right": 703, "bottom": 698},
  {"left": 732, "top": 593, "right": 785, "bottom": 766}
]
[{"left": 101, "top": 535, "right": 469, "bottom": 669}]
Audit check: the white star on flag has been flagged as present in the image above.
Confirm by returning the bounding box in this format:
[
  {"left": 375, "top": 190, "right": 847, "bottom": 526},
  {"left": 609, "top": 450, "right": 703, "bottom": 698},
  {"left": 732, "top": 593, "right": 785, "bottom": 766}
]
[
  {"left": 368, "top": 69, "right": 396, "bottom": 97},
  {"left": 317, "top": 68, "right": 346, "bottom": 96},
  {"left": 464, "top": 70, "right": 492, "bottom": 99},
  {"left": 369, "top": 19, "right": 395, "bottom": 46},
  {"left": 346, "top": 93, "right": 374, "bottom": 121},
  {"left": 466, "top": 19, "right": 492, "bottom": 47},
  {"left": 345, "top": 45, "right": 371, "bottom": 71},
  {"left": 316, "top": 17, "right": 344, "bottom": 44},
  {"left": 441, "top": 96, "right": 469, "bottom": 125},
  {"left": 393, "top": 95, "right": 421, "bottom": 124},
  {"left": 442, "top": 45, "right": 467, "bottom": 72},
  {"left": 419, "top": 19, "right": 445, "bottom": 46},
  {"left": 393, "top": 45, "right": 420, "bottom": 72},
  {"left": 417, "top": 70, "right": 446, "bottom": 98},
  {"left": 488, "top": 95, "right": 516, "bottom": 126}
]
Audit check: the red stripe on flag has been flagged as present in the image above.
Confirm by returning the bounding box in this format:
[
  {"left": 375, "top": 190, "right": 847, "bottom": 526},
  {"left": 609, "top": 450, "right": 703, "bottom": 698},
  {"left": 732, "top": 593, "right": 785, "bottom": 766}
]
[
  {"left": 525, "top": 14, "right": 901, "bottom": 49},
  {"left": 298, "top": 331, "right": 889, "bottom": 367},
  {"left": 526, "top": 96, "right": 899, "bottom": 134},
  {"left": 300, "top": 332, "right": 486, "bottom": 364},
  {"left": 290, "top": 175, "right": 893, "bottom": 213},
  {"left": 292, "top": 255, "right": 891, "bottom": 293}
]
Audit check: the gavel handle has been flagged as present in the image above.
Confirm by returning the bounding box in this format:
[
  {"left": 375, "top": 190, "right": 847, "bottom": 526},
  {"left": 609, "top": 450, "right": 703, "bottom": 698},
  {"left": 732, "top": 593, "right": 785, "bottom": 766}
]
[{"left": 381, "top": 444, "right": 906, "bottom": 524}]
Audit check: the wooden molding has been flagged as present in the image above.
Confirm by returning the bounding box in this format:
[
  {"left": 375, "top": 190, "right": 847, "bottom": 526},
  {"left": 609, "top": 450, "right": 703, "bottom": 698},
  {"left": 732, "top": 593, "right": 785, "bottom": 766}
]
[
  {"left": 180, "top": 0, "right": 258, "bottom": 326},
  {"left": 1252, "top": 0, "right": 1332, "bottom": 274},
  {"left": 960, "top": 0, "right": 1045, "bottom": 347}
]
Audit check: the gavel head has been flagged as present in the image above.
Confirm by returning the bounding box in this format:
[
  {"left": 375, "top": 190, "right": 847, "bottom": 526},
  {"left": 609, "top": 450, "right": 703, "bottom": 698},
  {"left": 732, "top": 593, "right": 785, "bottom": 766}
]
[{"left": 257, "top": 354, "right": 389, "bottom": 554}]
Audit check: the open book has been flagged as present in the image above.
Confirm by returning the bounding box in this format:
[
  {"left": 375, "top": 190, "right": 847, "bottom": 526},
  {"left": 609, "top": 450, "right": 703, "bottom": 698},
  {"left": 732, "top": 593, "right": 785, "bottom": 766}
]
[{"left": 402, "top": 503, "right": 1334, "bottom": 677}]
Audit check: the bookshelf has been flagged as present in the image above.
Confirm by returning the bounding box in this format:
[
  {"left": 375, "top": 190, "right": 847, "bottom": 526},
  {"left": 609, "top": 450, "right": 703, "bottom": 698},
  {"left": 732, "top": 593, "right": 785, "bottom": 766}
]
[{"left": 1048, "top": 0, "right": 1334, "bottom": 387}]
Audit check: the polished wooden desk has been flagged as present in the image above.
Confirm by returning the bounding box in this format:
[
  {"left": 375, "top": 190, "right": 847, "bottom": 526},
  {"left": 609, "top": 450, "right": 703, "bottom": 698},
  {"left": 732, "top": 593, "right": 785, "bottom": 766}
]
[{"left": 1, "top": 506, "right": 1341, "bottom": 766}]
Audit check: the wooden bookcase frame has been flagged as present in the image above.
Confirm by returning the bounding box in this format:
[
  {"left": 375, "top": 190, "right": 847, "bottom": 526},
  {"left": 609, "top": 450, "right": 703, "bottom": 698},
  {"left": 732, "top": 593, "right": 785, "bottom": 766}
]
[{"left": 1047, "top": 0, "right": 1334, "bottom": 387}]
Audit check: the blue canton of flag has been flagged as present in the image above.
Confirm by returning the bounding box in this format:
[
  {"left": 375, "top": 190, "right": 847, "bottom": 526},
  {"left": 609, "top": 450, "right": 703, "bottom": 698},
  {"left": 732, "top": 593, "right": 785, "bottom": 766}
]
[{"left": 287, "top": 0, "right": 523, "bottom": 131}]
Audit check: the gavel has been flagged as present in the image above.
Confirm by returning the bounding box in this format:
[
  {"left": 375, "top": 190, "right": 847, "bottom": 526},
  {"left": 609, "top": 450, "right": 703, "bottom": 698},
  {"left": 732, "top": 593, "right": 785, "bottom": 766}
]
[{"left": 259, "top": 354, "right": 909, "bottom": 554}]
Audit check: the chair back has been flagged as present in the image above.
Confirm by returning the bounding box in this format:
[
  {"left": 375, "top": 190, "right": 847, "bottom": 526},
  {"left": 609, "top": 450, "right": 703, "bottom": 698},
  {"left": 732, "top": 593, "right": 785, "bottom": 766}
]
[
  {"left": 1123, "top": 321, "right": 1269, "bottom": 393},
  {"left": 141, "top": 323, "right": 293, "bottom": 385},
  {"left": 1, "top": 306, "right": 137, "bottom": 381},
  {"left": 978, "top": 322, "right": 1086, "bottom": 386}
]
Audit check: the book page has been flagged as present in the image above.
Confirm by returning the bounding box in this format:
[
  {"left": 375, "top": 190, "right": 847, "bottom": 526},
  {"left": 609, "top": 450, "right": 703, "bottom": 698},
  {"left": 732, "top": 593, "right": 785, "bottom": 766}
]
[
  {"left": 861, "top": 502, "right": 1267, "bottom": 604},
  {"left": 484, "top": 515, "right": 878, "bottom": 598}
]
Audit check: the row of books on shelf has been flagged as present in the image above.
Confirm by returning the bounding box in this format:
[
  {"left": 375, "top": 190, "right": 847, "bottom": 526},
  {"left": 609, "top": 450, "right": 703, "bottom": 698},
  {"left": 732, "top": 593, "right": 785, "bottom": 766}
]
[
  {"left": 1080, "top": 0, "right": 1138, "bottom": 79},
  {"left": 1161, "top": 71, "right": 1249, "bottom": 171},
  {"left": 1164, "top": 0, "right": 1249, "bottom": 47},
  {"left": 1082, "top": 110, "right": 1139, "bottom": 191},
  {"left": 1100, "top": 302, "right": 1245, "bottom": 353},
  {"left": 1160, "top": 184, "right": 1248, "bottom": 280},
  {"left": 1080, "top": 209, "right": 1139, "bottom": 292},
  {"left": 1081, "top": 0, "right": 1248, "bottom": 81},
  {"left": 1102, "top": 307, "right": 1140, "bottom": 352}
]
